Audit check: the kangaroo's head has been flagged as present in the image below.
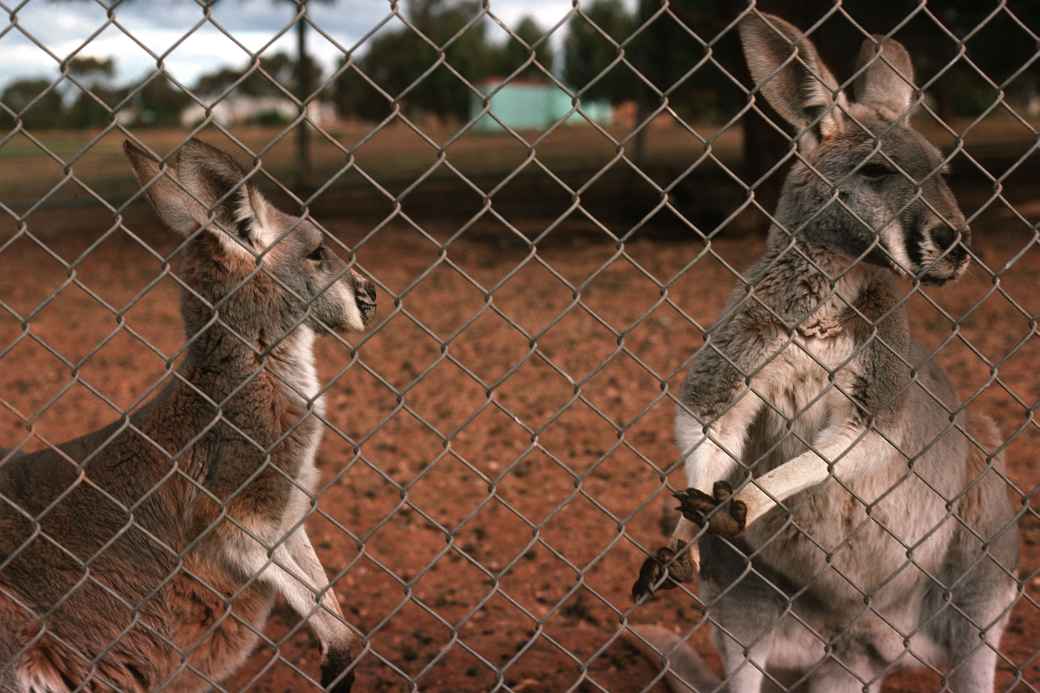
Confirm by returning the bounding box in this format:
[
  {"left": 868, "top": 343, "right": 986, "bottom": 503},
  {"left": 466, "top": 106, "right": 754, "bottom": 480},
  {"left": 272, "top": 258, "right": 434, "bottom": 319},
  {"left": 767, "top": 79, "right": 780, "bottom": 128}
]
[
  {"left": 124, "top": 138, "right": 376, "bottom": 346},
  {"left": 740, "top": 12, "right": 970, "bottom": 285}
]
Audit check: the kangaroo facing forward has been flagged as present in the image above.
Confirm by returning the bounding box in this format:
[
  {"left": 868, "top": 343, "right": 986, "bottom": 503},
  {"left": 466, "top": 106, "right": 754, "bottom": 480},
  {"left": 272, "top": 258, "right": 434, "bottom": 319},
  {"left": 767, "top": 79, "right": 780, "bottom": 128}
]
[
  {"left": 630, "top": 12, "right": 1019, "bottom": 693},
  {"left": 0, "top": 139, "right": 374, "bottom": 691}
]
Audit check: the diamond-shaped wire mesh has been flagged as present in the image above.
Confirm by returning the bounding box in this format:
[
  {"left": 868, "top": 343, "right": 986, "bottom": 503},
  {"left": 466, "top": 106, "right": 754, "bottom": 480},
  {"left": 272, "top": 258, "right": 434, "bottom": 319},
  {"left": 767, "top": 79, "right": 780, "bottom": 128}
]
[{"left": 0, "top": 0, "right": 1037, "bottom": 691}]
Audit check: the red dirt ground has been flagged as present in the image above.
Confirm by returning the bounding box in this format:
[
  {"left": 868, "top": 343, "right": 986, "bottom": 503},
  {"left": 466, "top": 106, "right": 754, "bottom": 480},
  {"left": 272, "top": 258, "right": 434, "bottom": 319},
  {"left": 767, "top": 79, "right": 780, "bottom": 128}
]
[{"left": 0, "top": 205, "right": 1037, "bottom": 692}]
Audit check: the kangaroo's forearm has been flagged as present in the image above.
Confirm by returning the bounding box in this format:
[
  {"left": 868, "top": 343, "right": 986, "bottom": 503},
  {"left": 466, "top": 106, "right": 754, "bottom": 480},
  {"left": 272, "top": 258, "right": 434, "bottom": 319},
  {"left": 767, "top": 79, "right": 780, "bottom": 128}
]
[
  {"left": 735, "top": 425, "right": 876, "bottom": 527},
  {"left": 677, "top": 390, "right": 763, "bottom": 495}
]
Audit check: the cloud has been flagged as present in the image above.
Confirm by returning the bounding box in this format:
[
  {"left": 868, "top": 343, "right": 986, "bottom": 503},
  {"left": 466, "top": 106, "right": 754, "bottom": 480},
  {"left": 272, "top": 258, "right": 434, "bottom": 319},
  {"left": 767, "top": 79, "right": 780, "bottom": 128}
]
[{"left": 0, "top": 0, "right": 636, "bottom": 94}]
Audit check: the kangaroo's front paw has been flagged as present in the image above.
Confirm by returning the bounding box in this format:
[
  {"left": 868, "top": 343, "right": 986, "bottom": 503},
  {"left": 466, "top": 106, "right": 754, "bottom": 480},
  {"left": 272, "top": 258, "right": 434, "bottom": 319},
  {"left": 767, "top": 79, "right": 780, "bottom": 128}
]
[
  {"left": 321, "top": 648, "right": 356, "bottom": 693},
  {"left": 631, "top": 546, "right": 695, "bottom": 603},
  {"left": 674, "top": 481, "right": 747, "bottom": 538}
]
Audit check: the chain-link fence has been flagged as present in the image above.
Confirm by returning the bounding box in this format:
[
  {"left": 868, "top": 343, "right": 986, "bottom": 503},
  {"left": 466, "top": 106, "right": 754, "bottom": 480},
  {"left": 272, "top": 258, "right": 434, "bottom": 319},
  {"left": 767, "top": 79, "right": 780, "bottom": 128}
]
[{"left": 0, "top": 0, "right": 1037, "bottom": 691}]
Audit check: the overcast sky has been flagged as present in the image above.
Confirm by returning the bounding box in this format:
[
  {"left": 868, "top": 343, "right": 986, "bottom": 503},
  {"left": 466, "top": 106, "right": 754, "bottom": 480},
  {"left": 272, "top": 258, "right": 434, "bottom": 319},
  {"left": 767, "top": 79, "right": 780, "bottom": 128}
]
[{"left": 0, "top": 1, "right": 633, "bottom": 92}]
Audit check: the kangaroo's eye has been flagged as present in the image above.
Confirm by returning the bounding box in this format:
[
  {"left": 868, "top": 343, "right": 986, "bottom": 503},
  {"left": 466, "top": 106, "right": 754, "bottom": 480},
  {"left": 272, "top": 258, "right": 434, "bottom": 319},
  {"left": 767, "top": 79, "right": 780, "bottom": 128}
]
[
  {"left": 860, "top": 163, "right": 895, "bottom": 180},
  {"left": 307, "top": 246, "right": 324, "bottom": 262}
]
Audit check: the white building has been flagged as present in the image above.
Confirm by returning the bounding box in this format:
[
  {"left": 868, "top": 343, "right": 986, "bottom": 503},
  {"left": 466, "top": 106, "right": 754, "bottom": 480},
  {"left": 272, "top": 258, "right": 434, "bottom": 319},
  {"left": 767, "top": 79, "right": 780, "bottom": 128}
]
[{"left": 180, "top": 96, "right": 336, "bottom": 128}]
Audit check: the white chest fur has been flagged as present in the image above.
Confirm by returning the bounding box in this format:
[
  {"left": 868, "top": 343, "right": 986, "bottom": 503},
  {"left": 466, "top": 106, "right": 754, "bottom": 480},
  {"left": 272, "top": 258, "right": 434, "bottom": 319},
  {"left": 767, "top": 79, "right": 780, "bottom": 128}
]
[
  {"left": 280, "top": 326, "right": 325, "bottom": 415},
  {"left": 219, "top": 327, "right": 325, "bottom": 576},
  {"left": 275, "top": 325, "right": 324, "bottom": 500},
  {"left": 749, "top": 294, "right": 862, "bottom": 473}
]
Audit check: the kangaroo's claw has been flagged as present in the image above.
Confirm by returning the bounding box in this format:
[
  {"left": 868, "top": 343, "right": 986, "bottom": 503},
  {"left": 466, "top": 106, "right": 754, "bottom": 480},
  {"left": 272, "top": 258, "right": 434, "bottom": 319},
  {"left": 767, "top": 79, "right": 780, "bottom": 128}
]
[
  {"left": 673, "top": 481, "right": 747, "bottom": 538},
  {"left": 631, "top": 546, "right": 695, "bottom": 603},
  {"left": 321, "top": 648, "right": 356, "bottom": 693}
]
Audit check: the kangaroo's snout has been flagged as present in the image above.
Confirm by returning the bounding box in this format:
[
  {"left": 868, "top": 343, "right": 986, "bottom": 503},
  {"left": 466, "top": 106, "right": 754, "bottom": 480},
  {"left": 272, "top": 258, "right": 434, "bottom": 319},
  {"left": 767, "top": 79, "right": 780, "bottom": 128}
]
[
  {"left": 352, "top": 272, "right": 377, "bottom": 323},
  {"left": 933, "top": 221, "right": 971, "bottom": 251},
  {"left": 921, "top": 222, "right": 971, "bottom": 284},
  {"left": 948, "top": 225, "right": 971, "bottom": 266}
]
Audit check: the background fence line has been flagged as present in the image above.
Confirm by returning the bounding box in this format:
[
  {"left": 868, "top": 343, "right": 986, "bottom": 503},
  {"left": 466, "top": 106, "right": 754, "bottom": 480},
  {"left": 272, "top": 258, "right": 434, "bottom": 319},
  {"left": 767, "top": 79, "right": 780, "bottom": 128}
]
[{"left": 0, "top": 0, "right": 1037, "bottom": 690}]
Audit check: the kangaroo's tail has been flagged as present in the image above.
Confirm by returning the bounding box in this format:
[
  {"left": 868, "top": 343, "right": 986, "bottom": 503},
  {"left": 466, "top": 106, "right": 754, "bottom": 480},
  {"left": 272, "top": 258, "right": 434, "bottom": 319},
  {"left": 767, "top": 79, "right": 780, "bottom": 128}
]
[{"left": 626, "top": 625, "right": 720, "bottom": 692}]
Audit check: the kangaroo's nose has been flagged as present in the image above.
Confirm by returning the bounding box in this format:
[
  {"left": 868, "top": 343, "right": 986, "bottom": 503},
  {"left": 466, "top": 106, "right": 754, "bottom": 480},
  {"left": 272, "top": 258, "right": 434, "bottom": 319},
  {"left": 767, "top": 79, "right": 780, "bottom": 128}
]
[
  {"left": 957, "top": 225, "right": 972, "bottom": 249},
  {"left": 933, "top": 224, "right": 969, "bottom": 252},
  {"left": 353, "top": 274, "right": 376, "bottom": 317}
]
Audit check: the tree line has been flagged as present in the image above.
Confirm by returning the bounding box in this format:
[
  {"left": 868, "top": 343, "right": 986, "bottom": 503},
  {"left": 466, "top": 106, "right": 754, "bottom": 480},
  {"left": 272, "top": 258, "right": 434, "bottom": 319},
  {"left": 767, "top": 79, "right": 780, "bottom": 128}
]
[
  {"left": 0, "top": 53, "right": 322, "bottom": 131},
  {"left": 3, "top": 0, "right": 1038, "bottom": 131}
]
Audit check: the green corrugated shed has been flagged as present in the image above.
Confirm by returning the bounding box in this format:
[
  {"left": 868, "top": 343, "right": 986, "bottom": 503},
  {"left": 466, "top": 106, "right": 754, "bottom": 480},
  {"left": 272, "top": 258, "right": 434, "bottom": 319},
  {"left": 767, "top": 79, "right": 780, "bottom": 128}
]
[{"left": 471, "top": 79, "right": 613, "bottom": 132}]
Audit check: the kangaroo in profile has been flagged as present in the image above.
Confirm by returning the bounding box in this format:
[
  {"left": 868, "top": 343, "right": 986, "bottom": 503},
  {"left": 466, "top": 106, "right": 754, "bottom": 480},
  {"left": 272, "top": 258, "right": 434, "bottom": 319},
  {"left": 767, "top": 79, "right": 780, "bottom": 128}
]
[
  {"left": 0, "top": 139, "right": 375, "bottom": 692},
  {"left": 630, "top": 12, "right": 1019, "bottom": 692}
]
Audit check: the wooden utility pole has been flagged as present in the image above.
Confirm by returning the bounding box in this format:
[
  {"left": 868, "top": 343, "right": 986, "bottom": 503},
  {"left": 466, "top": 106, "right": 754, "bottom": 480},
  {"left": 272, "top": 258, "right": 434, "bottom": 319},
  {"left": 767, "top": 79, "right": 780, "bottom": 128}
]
[{"left": 295, "top": 0, "right": 312, "bottom": 190}]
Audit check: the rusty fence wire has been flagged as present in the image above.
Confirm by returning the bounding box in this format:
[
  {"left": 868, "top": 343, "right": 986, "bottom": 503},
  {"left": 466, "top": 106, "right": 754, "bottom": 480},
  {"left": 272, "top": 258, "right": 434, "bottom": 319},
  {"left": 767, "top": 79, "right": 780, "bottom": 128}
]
[{"left": 0, "top": 0, "right": 1037, "bottom": 691}]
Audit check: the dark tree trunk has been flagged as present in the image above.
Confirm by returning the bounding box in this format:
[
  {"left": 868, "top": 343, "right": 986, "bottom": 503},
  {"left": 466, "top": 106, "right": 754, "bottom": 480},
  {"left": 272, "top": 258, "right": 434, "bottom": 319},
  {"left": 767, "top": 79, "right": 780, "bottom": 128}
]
[
  {"left": 295, "top": 0, "right": 311, "bottom": 190},
  {"left": 631, "top": 98, "right": 654, "bottom": 169},
  {"left": 741, "top": 108, "right": 791, "bottom": 220}
]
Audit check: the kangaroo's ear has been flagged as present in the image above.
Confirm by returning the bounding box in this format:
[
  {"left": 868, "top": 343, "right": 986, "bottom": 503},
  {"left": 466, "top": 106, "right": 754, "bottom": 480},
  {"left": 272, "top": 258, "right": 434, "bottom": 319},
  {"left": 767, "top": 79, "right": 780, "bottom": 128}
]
[
  {"left": 739, "top": 12, "right": 847, "bottom": 151},
  {"left": 123, "top": 138, "right": 269, "bottom": 252},
  {"left": 853, "top": 35, "right": 915, "bottom": 121}
]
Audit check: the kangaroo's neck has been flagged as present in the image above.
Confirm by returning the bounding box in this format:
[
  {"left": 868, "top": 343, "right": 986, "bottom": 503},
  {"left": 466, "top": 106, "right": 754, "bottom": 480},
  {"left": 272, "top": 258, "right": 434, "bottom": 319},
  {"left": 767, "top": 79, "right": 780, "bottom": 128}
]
[
  {"left": 752, "top": 225, "right": 889, "bottom": 330},
  {"left": 177, "top": 321, "right": 323, "bottom": 420},
  {"left": 170, "top": 269, "right": 321, "bottom": 413}
]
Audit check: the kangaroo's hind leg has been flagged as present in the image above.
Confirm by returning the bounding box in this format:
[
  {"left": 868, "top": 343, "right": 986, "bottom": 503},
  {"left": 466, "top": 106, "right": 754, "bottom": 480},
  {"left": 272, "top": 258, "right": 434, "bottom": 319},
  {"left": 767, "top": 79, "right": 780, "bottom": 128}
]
[
  {"left": 927, "top": 553, "right": 1016, "bottom": 693},
  {"left": 715, "top": 628, "right": 774, "bottom": 692},
  {"left": 804, "top": 662, "right": 884, "bottom": 693},
  {"left": 932, "top": 576, "right": 1014, "bottom": 693},
  {"left": 927, "top": 417, "right": 1018, "bottom": 693},
  {"left": 701, "top": 537, "right": 785, "bottom": 692}
]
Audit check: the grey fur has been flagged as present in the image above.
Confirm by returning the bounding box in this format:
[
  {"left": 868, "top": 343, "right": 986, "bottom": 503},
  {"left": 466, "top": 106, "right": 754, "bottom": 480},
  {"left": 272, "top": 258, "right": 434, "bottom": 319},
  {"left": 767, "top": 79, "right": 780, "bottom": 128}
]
[
  {"left": 0, "top": 139, "right": 373, "bottom": 691},
  {"left": 632, "top": 13, "right": 1018, "bottom": 693},
  {"left": 739, "top": 12, "right": 847, "bottom": 148},
  {"left": 853, "top": 36, "right": 915, "bottom": 123}
]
